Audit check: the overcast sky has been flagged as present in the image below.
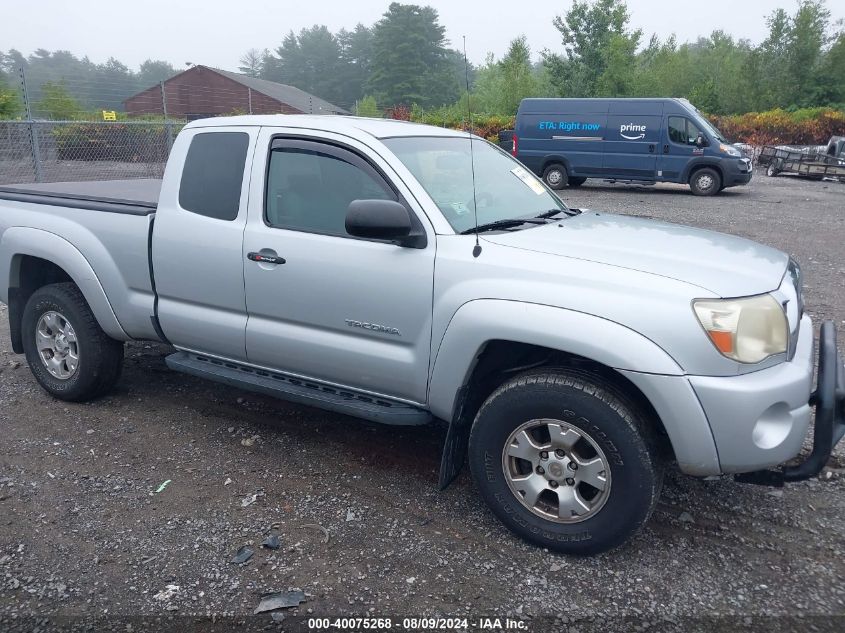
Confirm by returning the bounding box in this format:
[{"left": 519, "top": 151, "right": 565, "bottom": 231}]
[{"left": 2, "top": 0, "right": 844, "bottom": 70}]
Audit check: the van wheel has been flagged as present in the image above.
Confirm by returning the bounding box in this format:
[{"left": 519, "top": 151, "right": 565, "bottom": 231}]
[
  {"left": 568, "top": 177, "right": 587, "bottom": 187},
  {"left": 21, "top": 283, "right": 124, "bottom": 402},
  {"left": 468, "top": 368, "right": 663, "bottom": 555},
  {"left": 542, "top": 164, "right": 568, "bottom": 190},
  {"left": 689, "top": 167, "right": 721, "bottom": 196}
]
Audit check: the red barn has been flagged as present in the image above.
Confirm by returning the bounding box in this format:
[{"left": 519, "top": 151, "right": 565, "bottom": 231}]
[{"left": 123, "top": 65, "right": 348, "bottom": 119}]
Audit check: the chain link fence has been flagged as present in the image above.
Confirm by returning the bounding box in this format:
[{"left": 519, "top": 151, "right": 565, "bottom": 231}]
[{"left": 0, "top": 120, "right": 182, "bottom": 185}]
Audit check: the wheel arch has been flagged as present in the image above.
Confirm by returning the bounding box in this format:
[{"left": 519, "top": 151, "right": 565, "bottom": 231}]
[
  {"left": 684, "top": 160, "right": 723, "bottom": 185},
  {"left": 2, "top": 227, "right": 127, "bottom": 352},
  {"left": 540, "top": 155, "right": 572, "bottom": 176},
  {"left": 430, "top": 300, "right": 719, "bottom": 487}
]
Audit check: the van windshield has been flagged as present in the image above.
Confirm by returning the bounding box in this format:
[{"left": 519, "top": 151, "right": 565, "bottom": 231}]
[
  {"left": 382, "top": 136, "right": 568, "bottom": 233},
  {"left": 687, "top": 105, "right": 727, "bottom": 142}
]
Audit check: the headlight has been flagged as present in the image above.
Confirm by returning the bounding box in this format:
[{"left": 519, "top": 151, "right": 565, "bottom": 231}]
[
  {"left": 720, "top": 143, "right": 741, "bottom": 157},
  {"left": 693, "top": 294, "right": 788, "bottom": 363}
]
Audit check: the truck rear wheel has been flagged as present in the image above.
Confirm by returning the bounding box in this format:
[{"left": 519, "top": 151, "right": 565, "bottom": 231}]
[
  {"left": 468, "top": 368, "right": 663, "bottom": 555},
  {"left": 22, "top": 283, "right": 124, "bottom": 402},
  {"left": 542, "top": 164, "right": 568, "bottom": 190},
  {"left": 689, "top": 167, "right": 721, "bottom": 196}
]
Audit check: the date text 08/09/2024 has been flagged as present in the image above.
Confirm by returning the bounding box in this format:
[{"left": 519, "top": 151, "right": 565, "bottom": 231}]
[{"left": 307, "top": 617, "right": 528, "bottom": 630}]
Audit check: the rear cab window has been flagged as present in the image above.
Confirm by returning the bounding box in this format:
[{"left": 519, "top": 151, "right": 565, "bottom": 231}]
[{"left": 179, "top": 132, "right": 250, "bottom": 220}]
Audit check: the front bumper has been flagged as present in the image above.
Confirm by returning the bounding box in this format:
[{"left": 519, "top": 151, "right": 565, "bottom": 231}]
[
  {"left": 733, "top": 320, "right": 845, "bottom": 485},
  {"left": 724, "top": 158, "right": 753, "bottom": 187}
]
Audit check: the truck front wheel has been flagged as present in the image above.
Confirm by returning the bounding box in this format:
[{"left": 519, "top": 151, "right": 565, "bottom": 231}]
[
  {"left": 468, "top": 369, "right": 663, "bottom": 555},
  {"left": 21, "top": 283, "right": 124, "bottom": 402}
]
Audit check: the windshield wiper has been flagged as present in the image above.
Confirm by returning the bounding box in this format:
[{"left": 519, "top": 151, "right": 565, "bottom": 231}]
[
  {"left": 459, "top": 218, "right": 548, "bottom": 235},
  {"left": 535, "top": 207, "right": 581, "bottom": 219}
]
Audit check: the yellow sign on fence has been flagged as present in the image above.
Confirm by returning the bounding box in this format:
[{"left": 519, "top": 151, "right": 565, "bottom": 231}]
[{"left": 102, "top": 110, "right": 117, "bottom": 121}]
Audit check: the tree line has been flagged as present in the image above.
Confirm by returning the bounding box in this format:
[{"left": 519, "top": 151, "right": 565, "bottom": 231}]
[
  {"left": 1, "top": 0, "right": 843, "bottom": 120},
  {"left": 0, "top": 49, "right": 177, "bottom": 117}
]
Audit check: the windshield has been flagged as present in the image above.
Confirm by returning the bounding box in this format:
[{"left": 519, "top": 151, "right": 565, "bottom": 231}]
[
  {"left": 698, "top": 117, "right": 727, "bottom": 142},
  {"left": 382, "top": 136, "right": 568, "bottom": 233},
  {"left": 688, "top": 105, "right": 727, "bottom": 142}
]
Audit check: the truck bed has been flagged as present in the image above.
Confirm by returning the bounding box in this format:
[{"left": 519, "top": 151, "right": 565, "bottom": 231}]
[{"left": 0, "top": 179, "right": 161, "bottom": 215}]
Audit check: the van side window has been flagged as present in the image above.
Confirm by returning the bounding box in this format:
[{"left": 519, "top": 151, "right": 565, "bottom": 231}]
[
  {"left": 265, "top": 146, "right": 394, "bottom": 236},
  {"left": 179, "top": 132, "right": 250, "bottom": 221},
  {"left": 668, "top": 117, "right": 703, "bottom": 146}
]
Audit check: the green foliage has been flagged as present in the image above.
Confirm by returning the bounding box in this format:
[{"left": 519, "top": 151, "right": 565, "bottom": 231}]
[
  {"left": 812, "top": 32, "right": 845, "bottom": 105},
  {"left": 52, "top": 122, "right": 180, "bottom": 162},
  {"left": 263, "top": 26, "right": 348, "bottom": 106},
  {"left": 367, "top": 3, "right": 460, "bottom": 108},
  {"left": 710, "top": 107, "right": 845, "bottom": 145},
  {"left": 403, "top": 107, "right": 843, "bottom": 147},
  {"left": 137, "top": 59, "right": 177, "bottom": 86},
  {"left": 497, "top": 36, "right": 539, "bottom": 114},
  {"left": 3, "top": 0, "right": 844, "bottom": 124},
  {"left": 0, "top": 77, "right": 21, "bottom": 117},
  {"left": 0, "top": 49, "right": 177, "bottom": 117},
  {"left": 409, "top": 109, "right": 516, "bottom": 140},
  {"left": 36, "top": 81, "right": 82, "bottom": 120},
  {"left": 545, "top": 0, "right": 641, "bottom": 97},
  {"left": 536, "top": 0, "right": 843, "bottom": 116},
  {"left": 355, "top": 95, "right": 381, "bottom": 117}
]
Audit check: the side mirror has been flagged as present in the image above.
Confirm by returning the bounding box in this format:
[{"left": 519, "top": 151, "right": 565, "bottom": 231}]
[
  {"left": 695, "top": 134, "right": 707, "bottom": 148},
  {"left": 345, "top": 199, "right": 425, "bottom": 248}
]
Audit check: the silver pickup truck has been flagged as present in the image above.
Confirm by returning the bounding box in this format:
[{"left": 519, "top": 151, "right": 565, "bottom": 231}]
[{"left": 0, "top": 116, "right": 842, "bottom": 554}]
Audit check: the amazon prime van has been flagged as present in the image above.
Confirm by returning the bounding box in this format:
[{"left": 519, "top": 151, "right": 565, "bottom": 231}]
[{"left": 513, "top": 98, "right": 752, "bottom": 196}]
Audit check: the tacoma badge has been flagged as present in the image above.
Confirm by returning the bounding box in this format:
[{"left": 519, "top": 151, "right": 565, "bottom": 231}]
[{"left": 345, "top": 319, "right": 401, "bottom": 336}]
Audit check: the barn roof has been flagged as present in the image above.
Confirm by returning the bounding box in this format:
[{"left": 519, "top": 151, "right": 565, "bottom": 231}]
[{"left": 204, "top": 67, "right": 350, "bottom": 115}]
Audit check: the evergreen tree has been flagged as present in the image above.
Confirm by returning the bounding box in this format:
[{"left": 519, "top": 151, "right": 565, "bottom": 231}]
[{"left": 367, "top": 3, "right": 458, "bottom": 107}]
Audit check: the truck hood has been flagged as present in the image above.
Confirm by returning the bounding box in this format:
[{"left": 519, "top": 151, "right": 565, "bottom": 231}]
[{"left": 484, "top": 211, "right": 788, "bottom": 297}]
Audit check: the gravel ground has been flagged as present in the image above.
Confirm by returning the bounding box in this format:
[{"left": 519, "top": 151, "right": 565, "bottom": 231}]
[{"left": 1, "top": 172, "right": 844, "bottom": 632}]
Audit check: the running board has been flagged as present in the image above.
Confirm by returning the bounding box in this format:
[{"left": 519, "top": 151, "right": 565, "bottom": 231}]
[
  {"left": 165, "top": 352, "right": 433, "bottom": 426},
  {"left": 603, "top": 179, "right": 656, "bottom": 185}
]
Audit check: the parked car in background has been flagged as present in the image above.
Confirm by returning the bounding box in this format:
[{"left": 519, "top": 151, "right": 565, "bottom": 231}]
[
  {"left": 513, "top": 97, "right": 753, "bottom": 195},
  {"left": 0, "top": 115, "right": 842, "bottom": 555}
]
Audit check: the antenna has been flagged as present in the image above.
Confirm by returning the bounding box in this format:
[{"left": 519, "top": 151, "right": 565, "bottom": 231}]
[{"left": 463, "top": 36, "right": 482, "bottom": 258}]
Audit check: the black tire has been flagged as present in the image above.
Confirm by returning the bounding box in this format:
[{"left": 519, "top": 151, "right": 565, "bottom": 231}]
[
  {"left": 766, "top": 159, "right": 782, "bottom": 177},
  {"left": 689, "top": 167, "right": 721, "bottom": 196},
  {"left": 542, "top": 164, "right": 568, "bottom": 190},
  {"left": 22, "top": 282, "right": 124, "bottom": 402},
  {"left": 568, "top": 177, "right": 587, "bottom": 187},
  {"left": 468, "top": 368, "right": 663, "bottom": 555}
]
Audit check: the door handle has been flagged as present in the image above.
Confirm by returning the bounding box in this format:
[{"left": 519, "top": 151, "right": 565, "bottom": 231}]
[
  {"left": 663, "top": 144, "right": 670, "bottom": 154},
  {"left": 247, "top": 251, "right": 286, "bottom": 265},
  {"left": 648, "top": 143, "right": 655, "bottom": 153}
]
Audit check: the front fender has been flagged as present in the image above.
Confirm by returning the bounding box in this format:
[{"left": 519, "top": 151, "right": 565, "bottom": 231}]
[
  {"left": 427, "top": 299, "right": 683, "bottom": 421},
  {"left": 1, "top": 227, "right": 127, "bottom": 341},
  {"left": 680, "top": 157, "right": 723, "bottom": 183},
  {"left": 428, "top": 300, "right": 722, "bottom": 487}
]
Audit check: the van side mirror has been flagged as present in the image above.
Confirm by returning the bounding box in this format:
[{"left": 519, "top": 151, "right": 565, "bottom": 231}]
[
  {"left": 345, "top": 199, "right": 426, "bottom": 248},
  {"left": 695, "top": 134, "right": 707, "bottom": 148}
]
